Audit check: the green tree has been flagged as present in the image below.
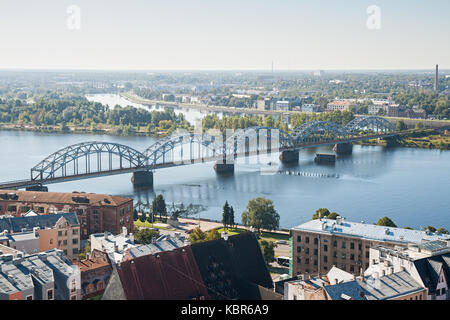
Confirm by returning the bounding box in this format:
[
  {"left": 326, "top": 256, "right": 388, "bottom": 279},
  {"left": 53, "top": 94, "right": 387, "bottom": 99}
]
[
  {"left": 241, "top": 197, "right": 280, "bottom": 232},
  {"left": 376, "top": 216, "right": 397, "bottom": 227},
  {"left": 229, "top": 206, "right": 235, "bottom": 228},
  {"left": 189, "top": 227, "right": 207, "bottom": 244},
  {"left": 152, "top": 194, "right": 167, "bottom": 222},
  {"left": 312, "top": 208, "right": 330, "bottom": 220},
  {"left": 206, "top": 229, "right": 221, "bottom": 241},
  {"left": 437, "top": 228, "right": 449, "bottom": 235},
  {"left": 134, "top": 228, "right": 160, "bottom": 245},
  {"left": 396, "top": 120, "right": 408, "bottom": 131},
  {"left": 222, "top": 201, "right": 231, "bottom": 229},
  {"left": 424, "top": 226, "right": 437, "bottom": 233},
  {"left": 259, "top": 240, "right": 276, "bottom": 265},
  {"left": 139, "top": 212, "right": 146, "bottom": 223}
]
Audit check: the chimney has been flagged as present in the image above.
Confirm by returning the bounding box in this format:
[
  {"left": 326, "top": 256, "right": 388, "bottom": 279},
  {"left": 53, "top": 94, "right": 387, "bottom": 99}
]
[{"left": 434, "top": 64, "right": 439, "bottom": 92}]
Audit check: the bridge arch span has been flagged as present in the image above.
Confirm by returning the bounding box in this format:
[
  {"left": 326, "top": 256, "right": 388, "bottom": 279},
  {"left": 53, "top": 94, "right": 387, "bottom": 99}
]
[
  {"left": 345, "top": 116, "right": 396, "bottom": 134},
  {"left": 291, "top": 121, "right": 348, "bottom": 144},
  {"left": 143, "top": 132, "right": 223, "bottom": 167},
  {"left": 31, "top": 142, "right": 147, "bottom": 182}
]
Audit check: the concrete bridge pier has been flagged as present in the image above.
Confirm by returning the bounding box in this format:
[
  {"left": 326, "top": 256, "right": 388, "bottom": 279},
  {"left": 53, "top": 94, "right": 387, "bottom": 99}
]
[
  {"left": 333, "top": 143, "right": 353, "bottom": 155},
  {"left": 131, "top": 170, "right": 154, "bottom": 187},
  {"left": 214, "top": 160, "right": 234, "bottom": 175},
  {"left": 279, "top": 150, "right": 299, "bottom": 164}
]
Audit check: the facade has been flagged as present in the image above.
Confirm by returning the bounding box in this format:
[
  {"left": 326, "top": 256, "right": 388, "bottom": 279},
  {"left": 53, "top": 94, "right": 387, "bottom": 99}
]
[
  {"left": 365, "top": 240, "right": 450, "bottom": 300},
  {"left": 275, "top": 100, "right": 290, "bottom": 111},
  {"left": 290, "top": 217, "right": 449, "bottom": 277},
  {"left": 74, "top": 249, "right": 112, "bottom": 299},
  {"left": 0, "top": 213, "right": 80, "bottom": 260},
  {"left": 326, "top": 101, "right": 355, "bottom": 112},
  {"left": 0, "top": 190, "right": 133, "bottom": 239},
  {"left": 301, "top": 104, "right": 319, "bottom": 113}
]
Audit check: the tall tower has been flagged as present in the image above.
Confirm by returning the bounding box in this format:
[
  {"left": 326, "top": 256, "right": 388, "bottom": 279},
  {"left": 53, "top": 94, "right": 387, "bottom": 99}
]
[{"left": 434, "top": 64, "right": 439, "bottom": 92}]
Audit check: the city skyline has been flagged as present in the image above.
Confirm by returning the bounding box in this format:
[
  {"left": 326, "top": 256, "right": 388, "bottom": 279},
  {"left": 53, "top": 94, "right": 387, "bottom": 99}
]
[{"left": 0, "top": 0, "right": 449, "bottom": 71}]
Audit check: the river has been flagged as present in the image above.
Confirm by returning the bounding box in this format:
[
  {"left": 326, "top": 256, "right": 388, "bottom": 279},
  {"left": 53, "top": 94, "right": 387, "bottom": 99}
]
[{"left": 0, "top": 94, "right": 449, "bottom": 230}]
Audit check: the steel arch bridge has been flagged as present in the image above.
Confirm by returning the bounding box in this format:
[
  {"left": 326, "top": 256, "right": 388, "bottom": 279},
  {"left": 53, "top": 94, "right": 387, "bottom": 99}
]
[
  {"left": 30, "top": 142, "right": 148, "bottom": 182},
  {"left": 0, "top": 116, "right": 399, "bottom": 190},
  {"left": 143, "top": 132, "right": 224, "bottom": 168}
]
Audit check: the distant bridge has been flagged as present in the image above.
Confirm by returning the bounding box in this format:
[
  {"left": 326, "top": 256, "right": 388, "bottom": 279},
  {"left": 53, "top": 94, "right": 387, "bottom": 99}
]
[{"left": 0, "top": 116, "right": 398, "bottom": 190}]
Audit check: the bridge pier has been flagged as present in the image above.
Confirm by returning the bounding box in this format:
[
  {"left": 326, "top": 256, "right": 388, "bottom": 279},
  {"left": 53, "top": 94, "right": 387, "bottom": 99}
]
[
  {"left": 383, "top": 136, "right": 399, "bottom": 147},
  {"left": 25, "top": 185, "right": 48, "bottom": 192},
  {"left": 333, "top": 143, "right": 353, "bottom": 155},
  {"left": 279, "top": 150, "right": 299, "bottom": 164},
  {"left": 131, "top": 171, "right": 154, "bottom": 188},
  {"left": 214, "top": 161, "right": 234, "bottom": 175}
]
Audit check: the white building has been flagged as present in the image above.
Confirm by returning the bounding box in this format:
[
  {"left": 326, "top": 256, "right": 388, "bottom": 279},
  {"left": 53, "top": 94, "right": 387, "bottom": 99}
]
[{"left": 89, "top": 227, "right": 135, "bottom": 265}]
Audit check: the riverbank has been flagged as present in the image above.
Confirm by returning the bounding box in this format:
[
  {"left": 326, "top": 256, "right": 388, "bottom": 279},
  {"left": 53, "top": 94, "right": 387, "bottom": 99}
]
[
  {"left": 0, "top": 122, "right": 178, "bottom": 138},
  {"left": 355, "top": 129, "right": 450, "bottom": 150}
]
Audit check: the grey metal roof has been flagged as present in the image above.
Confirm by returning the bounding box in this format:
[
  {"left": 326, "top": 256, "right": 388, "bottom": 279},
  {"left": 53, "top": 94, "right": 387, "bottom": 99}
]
[
  {"left": 361, "top": 271, "right": 424, "bottom": 300},
  {"left": 0, "top": 212, "right": 79, "bottom": 233},
  {"left": 292, "top": 219, "right": 450, "bottom": 244},
  {"left": 127, "top": 237, "right": 185, "bottom": 259}
]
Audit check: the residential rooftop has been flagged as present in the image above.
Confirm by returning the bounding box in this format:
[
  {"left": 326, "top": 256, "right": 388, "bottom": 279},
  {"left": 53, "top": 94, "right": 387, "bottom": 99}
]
[
  {"left": 0, "top": 190, "right": 131, "bottom": 207},
  {"left": 292, "top": 218, "right": 450, "bottom": 244},
  {"left": 0, "top": 212, "right": 79, "bottom": 234}
]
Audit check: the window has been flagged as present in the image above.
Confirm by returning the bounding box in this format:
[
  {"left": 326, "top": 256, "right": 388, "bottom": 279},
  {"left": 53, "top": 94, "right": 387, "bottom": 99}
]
[
  {"left": 350, "top": 242, "right": 355, "bottom": 250},
  {"left": 324, "top": 256, "right": 328, "bottom": 263},
  {"left": 366, "top": 252, "right": 370, "bottom": 259},
  {"left": 350, "top": 254, "right": 355, "bottom": 261},
  {"left": 333, "top": 240, "right": 337, "bottom": 247},
  {"left": 324, "top": 245, "right": 328, "bottom": 252},
  {"left": 73, "top": 248, "right": 79, "bottom": 255},
  {"left": 297, "top": 236, "right": 301, "bottom": 242},
  {"left": 63, "top": 240, "right": 67, "bottom": 246},
  {"left": 342, "top": 253, "right": 346, "bottom": 260},
  {"left": 72, "top": 229, "right": 78, "bottom": 235},
  {"left": 297, "top": 257, "right": 301, "bottom": 263},
  {"left": 358, "top": 244, "right": 362, "bottom": 251},
  {"left": 314, "top": 260, "right": 317, "bottom": 266},
  {"left": 314, "top": 249, "right": 318, "bottom": 256},
  {"left": 341, "top": 264, "right": 346, "bottom": 271},
  {"left": 305, "top": 248, "right": 310, "bottom": 254},
  {"left": 7, "top": 205, "right": 17, "bottom": 212},
  {"left": 350, "top": 265, "right": 355, "bottom": 273},
  {"left": 58, "top": 231, "right": 62, "bottom": 237},
  {"left": 305, "top": 258, "right": 309, "bottom": 265},
  {"left": 314, "top": 238, "right": 318, "bottom": 245},
  {"left": 306, "top": 237, "right": 310, "bottom": 244},
  {"left": 72, "top": 238, "right": 78, "bottom": 245},
  {"left": 47, "top": 289, "right": 53, "bottom": 300},
  {"left": 49, "top": 239, "right": 53, "bottom": 245},
  {"left": 341, "top": 241, "right": 346, "bottom": 249}
]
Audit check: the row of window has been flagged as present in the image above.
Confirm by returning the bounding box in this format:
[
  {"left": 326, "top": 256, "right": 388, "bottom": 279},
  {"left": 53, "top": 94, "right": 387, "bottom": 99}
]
[{"left": 296, "top": 235, "right": 365, "bottom": 251}]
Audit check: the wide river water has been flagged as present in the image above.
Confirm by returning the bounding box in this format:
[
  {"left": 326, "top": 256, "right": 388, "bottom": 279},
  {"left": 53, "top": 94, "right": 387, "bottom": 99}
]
[{"left": 0, "top": 94, "right": 449, "bottom": 230}]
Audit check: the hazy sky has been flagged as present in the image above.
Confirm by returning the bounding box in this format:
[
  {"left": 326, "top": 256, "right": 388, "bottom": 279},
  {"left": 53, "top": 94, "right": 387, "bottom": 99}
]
[{"left": 0, "top": 0, "right": 449, "bottom": 70}]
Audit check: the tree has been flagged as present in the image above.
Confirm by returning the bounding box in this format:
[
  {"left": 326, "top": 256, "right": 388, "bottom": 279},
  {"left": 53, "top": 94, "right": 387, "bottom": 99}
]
[
  {"left": 152, "top": 194, "right": 167, "bottom": 222},
  {"left": 241, "top": 197, "right": 280, "bottom": 232},
  {"left": 189, "top": 227, "right": 207, "bottom": 244},
  {"left": 425, "top": 226, "right": 437, "bottom": 233},
  {"left": 327, "top": 212, "right": 339, "bottom": 220},
  {"left": 396, "top": 120, "right": 407, "bottom": 131},
  {"left": 206, "top": 229, "right": 221, "bottom": 241},
  {"left": 259, "top": 240, "right": 276, "bottom": 265},
  {"left": 312, "top": 208, "right": 330, "bottom": 220},
  {"left": 133, "top": 209, "right": 138, "bottom": 221},
  {"left": 437, "top": 228, "right": 449, "bottom": 235},
  {"left": 229, "top": 206, "right": 235, "bottom": 228},
  {"left": 139, "top": 212, "right": 146, "bottom": 222},
  {"left": 134, "top": 228, "right": 160, "bottom": 245},
  {"left": 222, "top": 201, "right": 231, "bottom": 229},
  {"left": 376, "top": 216, "right": 397, "bottom": 227}
]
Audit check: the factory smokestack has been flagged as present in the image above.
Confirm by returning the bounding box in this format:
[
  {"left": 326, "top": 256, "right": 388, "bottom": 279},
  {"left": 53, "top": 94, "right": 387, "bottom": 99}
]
[{"left": 434, "top": 64, "right": 439, "bottom": 92}]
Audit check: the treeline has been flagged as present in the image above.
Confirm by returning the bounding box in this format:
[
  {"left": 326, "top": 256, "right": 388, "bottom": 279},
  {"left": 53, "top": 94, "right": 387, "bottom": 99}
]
[
  {"left": 0, "top": 98, "right": 191, "bottom": 132},
  {"left": 201, "top": 111, "right": 355, "bottom": 133}
]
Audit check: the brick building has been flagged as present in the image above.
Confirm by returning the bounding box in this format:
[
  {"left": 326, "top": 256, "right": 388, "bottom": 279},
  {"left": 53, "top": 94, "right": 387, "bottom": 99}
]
[
  {"left": 0, "top": 190, "right": 133, "bottom": 240},
  {"left": 290, "top": 216, "right": 450, "bottom": 277}
]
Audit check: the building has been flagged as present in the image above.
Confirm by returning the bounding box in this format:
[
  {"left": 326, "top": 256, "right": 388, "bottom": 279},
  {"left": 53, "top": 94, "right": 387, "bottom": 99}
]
[
  {"left": 0, "top": 212, "right": 80, "bottom": 260},
  {"left": 74, "top": 249, "right": 112, "bottom": 299},
  {"left": 365, "top": 240, "right": 450, "bottom": 300},
  {"left": 122, "top": 234, "right": 185, "bottom": 261},
  {"left": 89, "top": 228, "right": 136, "bottom": 264},
  {"left": 275, "top": 100, "right": 290, "bottom": 111},
  {"left": 0, "top": 190, "right": 133, "bottom": 240},
  {"left": 323, "top": 270, "right": 426, "bottom": 300},
  {"left": 102, "top": 232, "right": 281, "bottom": 300},
  {"left": 301, "top": 104, "right": 319, "bottom": 113},
  {"left": 326, "top": 101, "right": 355, "bottom": 112},
  {"left": 256, "top": 98, "right": 271, "bottom": 111},
  {"left": 0, "top": 249, "right": 81, "bottom": 300},
  {"left": 290, "top": 217, "right": 449, "bottom": 277}
]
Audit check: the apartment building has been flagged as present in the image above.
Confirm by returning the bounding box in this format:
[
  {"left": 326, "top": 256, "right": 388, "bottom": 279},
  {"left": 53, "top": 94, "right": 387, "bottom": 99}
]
[
  {"left": 0, "top": 212, "right": 80, "bottom": 260},
  {"left": 0, "top": 249, "right": 81, "bottom": 300},
  {"left": 0, "top": 190, "right": 133, "bottom": 239},
  {"left": 326, "top": 101, "right": 355, "bottom": 112},
  {"left": 365, "top": 240, "right": 450, "bottom": 300},
  {"left": 290, "top": 217, "right": 450, "bottom": 277}
]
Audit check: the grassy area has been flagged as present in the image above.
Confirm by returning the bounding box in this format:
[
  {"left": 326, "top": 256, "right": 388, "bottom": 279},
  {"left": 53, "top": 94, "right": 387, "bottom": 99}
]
[
  {"left": 215, "top": 227, "right": 289, "bottom": 242},
  {"left": 133, "top": 220, "right": 172, "bottom": 230}
]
